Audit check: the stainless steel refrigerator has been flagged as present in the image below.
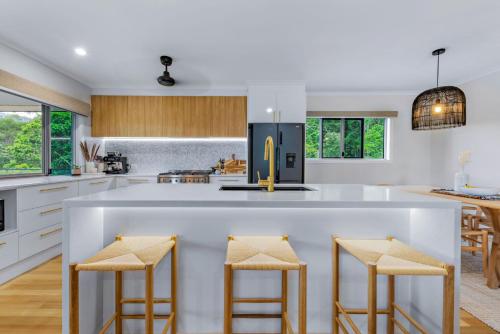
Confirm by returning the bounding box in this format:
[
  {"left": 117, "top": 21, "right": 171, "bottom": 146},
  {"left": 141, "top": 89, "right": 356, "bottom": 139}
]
[{"left": 248, "top": 123, "right": 305, "bottom": 184}]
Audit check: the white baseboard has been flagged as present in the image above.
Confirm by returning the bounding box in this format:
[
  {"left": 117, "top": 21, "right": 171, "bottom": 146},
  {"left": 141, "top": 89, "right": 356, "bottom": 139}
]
[{"left": 0, "top": 244, "right": 61, "bottom": 285}]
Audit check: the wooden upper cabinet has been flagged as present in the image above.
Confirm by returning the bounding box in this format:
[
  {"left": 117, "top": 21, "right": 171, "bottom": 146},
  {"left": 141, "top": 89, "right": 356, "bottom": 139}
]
[
  {"left": 211, "top": 96, "right": 247, "bottom": 137},
  {"left": 91, "top": 95, "right": 247, "bottom": 137},
  {"left": 91, "top": 96, "right": 128, "bottom": 137}
]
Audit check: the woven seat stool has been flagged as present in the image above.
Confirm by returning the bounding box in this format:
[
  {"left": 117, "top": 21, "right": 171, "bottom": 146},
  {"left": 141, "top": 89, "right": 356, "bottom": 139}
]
[
  {"left": 69, "top": 235, "right": 178, "bottom": 334},
  {"left": 332, "top": 236, "right": 455, "bottom": 334},
  {"left": 224, "top": 235, "right": 307, "bottom": 334}
]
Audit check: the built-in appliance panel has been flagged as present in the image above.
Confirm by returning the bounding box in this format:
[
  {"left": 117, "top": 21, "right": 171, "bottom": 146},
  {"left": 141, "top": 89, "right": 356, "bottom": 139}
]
[
  {"left": 248, "top": 123, "right": 278, "bottom": 183},
  {"left": 0, "top": 189, "right": 17, "bottom": 232},
  {"left": 18, "top": 203, "right": 63, "bottom": 236},
  {"left": 19, "top": 224, "right": 62, "bottom": 260},
  {"left": 17, "top": 182, "right": 78, "bottom": 211},
  {"left": 0, "top": 232, "right": 19, "bottom": 270},
  {"left": 78, "top": 178, "right": 114, "bottom": 196},
  {"left": 277, "top": 123, "right": 305, "bottom": 183}
]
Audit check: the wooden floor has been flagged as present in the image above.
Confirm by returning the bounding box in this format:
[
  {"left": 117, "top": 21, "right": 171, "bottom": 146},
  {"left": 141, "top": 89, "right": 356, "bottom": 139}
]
[{"left": 0, "top": 256, "right": 497, "bottom": 334}]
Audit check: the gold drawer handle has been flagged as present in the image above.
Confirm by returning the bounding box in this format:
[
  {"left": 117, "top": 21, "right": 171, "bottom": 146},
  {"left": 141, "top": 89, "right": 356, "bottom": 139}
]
[
  {"left": 40, "top": 227, "right": 62, "bottom": 238},
  {"left": 39, "top": 186, "right": 68, "bottom": 192},
  {"left": 89, "top": 180, "right": 108, "bottom": 185},
  {"left": 39, "top": 207, "right": 63, "bottom": 215},
  {"left": 0, "top": 241, "right": 6, "bottom": 247}
]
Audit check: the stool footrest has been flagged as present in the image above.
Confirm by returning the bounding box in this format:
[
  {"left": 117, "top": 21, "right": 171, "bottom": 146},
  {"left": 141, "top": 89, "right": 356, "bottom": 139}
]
[
  {"left": 161, "top": 313, "right": 175, "bottom": 334},
  {"left": 232, "top": 313, "right": 282, "bottom": 319},
  {"left": 344, "top": 307, "right": 391, "bottom": 315},
  {"left": 393, "top": 303, "right": 428, "bottom": 334},
  {"left": 233, "top": 297, "right": 282, "bottom": 304},
  {"left": 121, "top": 313, "right": 171, "bottom": 320},
  {"left": 121, "top": 297, "right": 171, "bottom": 304},
  {"left": 98, "top": 313, "right": 116, "bottom": 334}
]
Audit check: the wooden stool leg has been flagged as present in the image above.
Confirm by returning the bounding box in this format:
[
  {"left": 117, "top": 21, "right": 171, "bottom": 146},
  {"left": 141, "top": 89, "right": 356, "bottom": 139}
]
[
  {"left": 299, "top": 263, "right": 307, "bottom": 334},
  {"left": 171, "top": 239, "right": 178, "bottom": 334},
  {"left": 387, "top": 275, "right": 395, "bottom": 334},
  {"left": 482, "top": 230, "right": 489, "bottom": 278},
  {"left": 69, "top": 264, "right": 79, "bottom": 334},
  {"left": 115, "top": 271, "right": 123, "bottom": 334},
  {"left": 281, "top": 270, "right": 288, "bottom": 334},
  {"left": 367, "top": 263, "right": 377, "bottom": 334},
  {"left": 442, "top": 265, "right": 455, "bottom": 334},
  {"left": 332, "top": 237, "right": 340, "bottom": 334},
  {"left": 145, "top": 264, "right": 154, "bottom": 334},
  {"left": 224, "top": 264, "right": 233, "bottom": 334}
]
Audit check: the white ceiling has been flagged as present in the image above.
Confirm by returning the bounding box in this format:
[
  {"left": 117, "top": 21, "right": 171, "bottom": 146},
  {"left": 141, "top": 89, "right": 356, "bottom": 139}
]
[{"left": 1, "top": 0, "right": 500, "bottom": 92}]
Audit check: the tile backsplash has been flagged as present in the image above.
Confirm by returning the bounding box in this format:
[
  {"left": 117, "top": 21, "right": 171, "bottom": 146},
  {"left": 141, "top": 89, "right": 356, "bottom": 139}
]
[{"left": 103, "top": 139, "right": 247, "bottom": 173}]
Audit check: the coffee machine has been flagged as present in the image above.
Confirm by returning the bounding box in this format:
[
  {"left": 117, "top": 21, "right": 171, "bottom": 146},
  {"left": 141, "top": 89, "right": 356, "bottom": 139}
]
[{"left": 103, "top": 152, "right": 130, "bottom": 174}]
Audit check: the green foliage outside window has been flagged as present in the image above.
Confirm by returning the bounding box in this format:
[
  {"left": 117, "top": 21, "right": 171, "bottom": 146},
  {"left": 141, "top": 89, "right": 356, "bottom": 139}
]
[
  {"left": 322, "top": 119, "right": 341, "bottom": 158},
  {"left": 0, "top": 110, "right": 73, "bottom": 176},
  {"left": 0, "top": 113, "right": 43, "bottom": 174},
  {"left": 305, "top": 117, "right": 385, "bottom": 159},
  {"left": 305, "top": 118, "right": 320, "bottom": 158},
  {"left": 50, "top": 111, "right": 73, "bottom": 175},
  {"left": 364, "top": 118, "right": 385, "bottom": 159}
]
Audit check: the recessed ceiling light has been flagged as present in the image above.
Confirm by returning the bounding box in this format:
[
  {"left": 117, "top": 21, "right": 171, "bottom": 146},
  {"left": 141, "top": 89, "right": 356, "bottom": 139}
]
[
  {"left": 74, "top": 47, "right": 87, "bottom": 56},
  {"left": 266, "top": 107, "right": 274, "bottom": 113}
]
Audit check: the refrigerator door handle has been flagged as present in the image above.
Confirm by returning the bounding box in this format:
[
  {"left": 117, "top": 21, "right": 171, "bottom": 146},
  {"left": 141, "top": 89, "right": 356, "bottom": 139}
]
[{"left": 279, "top": 131, "right": 283, "bottom": 145}]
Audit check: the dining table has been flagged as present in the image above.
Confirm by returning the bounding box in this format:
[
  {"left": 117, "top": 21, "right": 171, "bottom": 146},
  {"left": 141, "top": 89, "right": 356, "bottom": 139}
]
[{"left": 405, "top": 186, "right": 500, "bottom": 289}]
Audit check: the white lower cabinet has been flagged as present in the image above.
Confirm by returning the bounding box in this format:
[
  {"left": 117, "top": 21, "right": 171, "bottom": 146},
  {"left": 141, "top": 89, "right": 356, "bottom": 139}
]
[
  {"left": 17, "top": 182, "right": 78, "bottom": 211},
  {"left": 19, "top": 224, "right": 62, "bottom": 260},
  {"left": 18, "top": 203, "right": 64, "bottom": 235},
  {"left": 78, "top": 177, "right": 114, "bottom": 196},
  {"left": 116, "top": 176, "right": 157, "bottom": 188},
  {"left": 0, "top": 232, "right": 19, "bottom": 270}
]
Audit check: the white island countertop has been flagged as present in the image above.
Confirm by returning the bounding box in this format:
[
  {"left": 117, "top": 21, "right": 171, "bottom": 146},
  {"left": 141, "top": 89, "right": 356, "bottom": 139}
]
[{"left": 64, "top": 183, "right": 461, "bottom": 209}]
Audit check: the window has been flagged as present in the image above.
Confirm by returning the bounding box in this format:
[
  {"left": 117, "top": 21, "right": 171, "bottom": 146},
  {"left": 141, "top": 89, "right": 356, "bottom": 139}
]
[
  {"left": 50, "top": 109, "right": 73, "bottom": 175},
  {"left": 306, "top": 117, "right": 387, "bottom": 159},
  {"left": 0, "top": 90, "right": 74, "bottom": 177}
]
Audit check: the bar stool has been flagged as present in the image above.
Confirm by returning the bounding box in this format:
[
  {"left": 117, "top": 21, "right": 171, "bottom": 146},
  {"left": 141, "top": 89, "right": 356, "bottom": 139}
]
[
  {"left": 224, "top": 235, "right": 307, "bottom": 334},
  {"left": 69, "top": 235, "right": 178, "bottom": 334},
  {"left": 331, "top": 236, "right": 455, "bottom": 334}
]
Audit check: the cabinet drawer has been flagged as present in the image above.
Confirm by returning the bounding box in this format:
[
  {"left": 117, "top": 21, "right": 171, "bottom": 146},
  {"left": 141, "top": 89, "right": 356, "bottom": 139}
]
[
  {"left": 78, "top": 178, "right": 114, "bottom": 196},
  {"left": 19, "top": 224, "right": 62, "bottom": 260},
  {"left": 18, "top": 203, "right": 63, "bottom": 236},
  {"left": 18, "top": 182, "right": 78, "bottom": 211},
  {"left": 0, "top": 232, "right": 19, "bottom": 270},
  {"left": 209, "top": 176, "right": 247, "bottom": 185},
  {"left": 116, "top": 177, "right": 156, "bottom": 188}
]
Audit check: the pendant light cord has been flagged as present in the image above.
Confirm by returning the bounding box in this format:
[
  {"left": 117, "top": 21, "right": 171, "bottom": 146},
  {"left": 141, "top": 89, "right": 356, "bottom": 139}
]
[{"left": 436, "top": 53, "right": 440, "bottom": 88}]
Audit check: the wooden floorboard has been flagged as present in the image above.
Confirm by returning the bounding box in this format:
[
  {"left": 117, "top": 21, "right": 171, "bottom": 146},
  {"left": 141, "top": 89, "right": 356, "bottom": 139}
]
[{"left": 0, "top": 256, "right": 498, "bottom": 333}]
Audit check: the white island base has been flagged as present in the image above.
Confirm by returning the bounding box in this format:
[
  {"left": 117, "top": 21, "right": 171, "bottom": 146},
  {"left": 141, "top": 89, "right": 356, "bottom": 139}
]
[{"left": 62, "top": 184, "right": 461, "bottom": 334}]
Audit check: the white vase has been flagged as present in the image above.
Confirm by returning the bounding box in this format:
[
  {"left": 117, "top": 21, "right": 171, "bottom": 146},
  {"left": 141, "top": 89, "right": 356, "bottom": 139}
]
[
  {"left": 85, "top": 161, "right": 96, "bottom": 173},
  {"left": 454, "top": 171, "right": 469, "bottom": 192}
]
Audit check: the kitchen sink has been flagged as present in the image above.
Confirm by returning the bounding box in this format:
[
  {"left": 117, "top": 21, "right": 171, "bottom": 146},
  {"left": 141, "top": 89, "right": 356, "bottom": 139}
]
[{"left": 219, "top": 185, "right": 315, "bottom": 191}]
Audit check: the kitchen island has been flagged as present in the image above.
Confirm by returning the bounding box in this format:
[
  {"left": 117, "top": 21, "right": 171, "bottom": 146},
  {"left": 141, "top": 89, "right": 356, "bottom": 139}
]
[{"left": 62, "top": 184, "right": 461, "bottom": 333}]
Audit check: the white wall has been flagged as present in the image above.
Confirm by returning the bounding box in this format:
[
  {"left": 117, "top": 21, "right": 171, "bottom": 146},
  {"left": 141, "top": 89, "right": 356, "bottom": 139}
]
[
  {"left": 0, "top": 43, "right": 91, "bottom": 102},
  {"left": 0, "top": 42, "right": 92, "bottom": 167},
  {"left": 430, "top": 71, "right": 500, "bottom": 188},
  {"left": 305, "top": 94, "right": 432, "bottom": 185}
]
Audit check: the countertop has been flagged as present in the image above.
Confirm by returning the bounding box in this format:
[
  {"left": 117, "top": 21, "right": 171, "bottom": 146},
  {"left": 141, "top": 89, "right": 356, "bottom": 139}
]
[
  {"left": 64, "top": 183, "right": 461, "bottom": 209},
  {"left": 0, "top": 174, "right": 112, "bottom": 191},
  {"left": 0, "top": 173, "right": 247, "bottom": 192}
]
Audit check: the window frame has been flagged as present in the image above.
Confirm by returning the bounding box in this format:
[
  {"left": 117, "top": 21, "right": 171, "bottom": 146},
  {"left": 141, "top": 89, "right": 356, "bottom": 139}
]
[
  {"left": 0, "top": 89, "right": 75, "bottom": 179},
  {"left": 307, "top": 116, "right": 388, "bottom": 161}
]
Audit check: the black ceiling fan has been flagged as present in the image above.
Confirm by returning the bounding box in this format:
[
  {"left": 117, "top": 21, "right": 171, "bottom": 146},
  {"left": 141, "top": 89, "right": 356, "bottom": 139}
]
[{"left": 157, "top": 55, "right": 175, "bottom": 86}]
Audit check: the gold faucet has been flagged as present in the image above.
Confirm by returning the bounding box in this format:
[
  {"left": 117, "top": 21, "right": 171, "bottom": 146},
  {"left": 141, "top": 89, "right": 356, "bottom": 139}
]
[{"left": 257, "top": 136, "right": 275, "bottom": 192}]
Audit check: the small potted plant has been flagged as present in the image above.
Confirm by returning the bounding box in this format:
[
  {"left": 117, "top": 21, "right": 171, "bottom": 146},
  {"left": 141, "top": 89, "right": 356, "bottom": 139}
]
[{"left": 72, "top": 164, "right": 82, "bottom": 176}]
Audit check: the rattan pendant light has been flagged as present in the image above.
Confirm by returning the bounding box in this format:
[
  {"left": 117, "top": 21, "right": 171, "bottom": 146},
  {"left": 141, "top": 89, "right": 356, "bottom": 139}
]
[{"left": 412, "top": 48, "right": 466, "bottom": 130}]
